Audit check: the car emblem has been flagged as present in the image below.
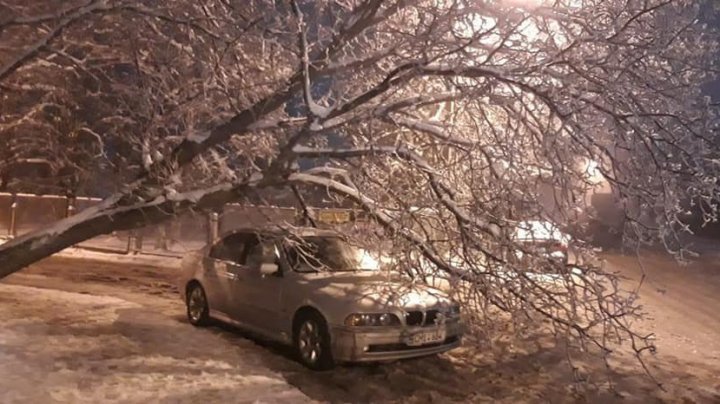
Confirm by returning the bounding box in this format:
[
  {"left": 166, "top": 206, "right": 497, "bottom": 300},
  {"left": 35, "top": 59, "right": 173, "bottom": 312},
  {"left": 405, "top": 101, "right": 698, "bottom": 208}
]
[{"left": 434, "top": 312, "right": 446, "bottom": 325}]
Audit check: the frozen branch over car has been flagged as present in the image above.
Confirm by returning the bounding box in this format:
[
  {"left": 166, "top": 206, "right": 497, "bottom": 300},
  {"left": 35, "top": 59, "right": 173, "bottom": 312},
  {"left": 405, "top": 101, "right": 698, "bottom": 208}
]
[
  {"left": 0, "top": 0, "right": 718, "bottom": 379},
  {"left": 0, "top": 174, "right": 275, "bottom": 278}
]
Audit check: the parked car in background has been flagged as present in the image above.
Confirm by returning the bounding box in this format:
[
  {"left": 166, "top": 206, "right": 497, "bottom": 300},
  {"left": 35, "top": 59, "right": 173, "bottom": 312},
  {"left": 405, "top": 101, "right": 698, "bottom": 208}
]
[
  {"left": 179, "top": 226, "right": 464, "bottom": 370},
  {"left": 511, "top": 220, "right": 571, "bottom": 266}
]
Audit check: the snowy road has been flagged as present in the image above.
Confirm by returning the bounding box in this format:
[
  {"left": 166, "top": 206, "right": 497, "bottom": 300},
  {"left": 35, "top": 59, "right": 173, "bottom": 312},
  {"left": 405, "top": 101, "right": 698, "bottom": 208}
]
[
  {"left": 0, "top": 272, "right": 313, "bottom": 403},
  {"left": 0, "top": 254, "right": 719, "bottom": 403}
]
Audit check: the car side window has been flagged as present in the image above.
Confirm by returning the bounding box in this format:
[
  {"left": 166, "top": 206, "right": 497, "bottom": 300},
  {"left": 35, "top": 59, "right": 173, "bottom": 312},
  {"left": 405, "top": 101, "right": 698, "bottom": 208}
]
[
  {"left": 209, "top": 234, "right": 247, "bottom": 263},
  {"left": 208, "top": 240, "right": 228, "bottom": 260},
  {"left": 242, "top": 236, "right": 281, "bottom": 274},
  {"left": 244, "top": 239, "right": 263, "bottom": 269},
  {"left": 210, "top": 233, "right": 279, "bottom": 273}
]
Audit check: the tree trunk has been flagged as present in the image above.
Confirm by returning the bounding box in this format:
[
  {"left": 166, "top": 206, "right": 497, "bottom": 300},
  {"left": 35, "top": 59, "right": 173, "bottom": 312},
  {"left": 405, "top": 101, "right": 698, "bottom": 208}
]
[{"left": 0, "top": 180, "right": 263, "bottom": 279}]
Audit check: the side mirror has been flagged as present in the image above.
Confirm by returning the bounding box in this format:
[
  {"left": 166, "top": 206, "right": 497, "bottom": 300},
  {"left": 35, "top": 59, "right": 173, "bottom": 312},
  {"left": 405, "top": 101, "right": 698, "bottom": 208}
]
[{"left": 260, "top": 263, "right": 279, "bottom": 276}]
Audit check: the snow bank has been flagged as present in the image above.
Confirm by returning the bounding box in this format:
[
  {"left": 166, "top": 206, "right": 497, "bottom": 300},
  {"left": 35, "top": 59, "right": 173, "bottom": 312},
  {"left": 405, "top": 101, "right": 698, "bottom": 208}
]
[
  {"left": 57, "top": 247, "right": 182, "bottom": 269},
  {"left": 1, "top": 236, "right": 182, "bottom": 269}
]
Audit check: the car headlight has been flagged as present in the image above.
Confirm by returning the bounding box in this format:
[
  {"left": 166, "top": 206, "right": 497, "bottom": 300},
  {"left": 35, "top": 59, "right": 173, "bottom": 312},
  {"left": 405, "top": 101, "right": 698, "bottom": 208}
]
[{"left": 345, "top": 313, "right": 401, "bottom": 327}]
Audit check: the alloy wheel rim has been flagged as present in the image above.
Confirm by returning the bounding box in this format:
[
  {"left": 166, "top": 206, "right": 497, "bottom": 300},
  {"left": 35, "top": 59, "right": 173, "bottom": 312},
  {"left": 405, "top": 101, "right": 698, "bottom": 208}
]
[
  {"left": 188, "top": 288, "right": 205, "bottom": 321},
  {"left": 298, "top": 321, "right": 322, "bottom": 364}
]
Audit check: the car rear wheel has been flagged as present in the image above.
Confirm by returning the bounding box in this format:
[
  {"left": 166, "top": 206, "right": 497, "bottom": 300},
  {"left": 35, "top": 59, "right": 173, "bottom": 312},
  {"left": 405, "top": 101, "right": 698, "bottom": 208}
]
[
  {"left": 186, "top": 283, "right": 210, "bottom": 326},
  {"left": 294, "top": 312, "right": 334, "bottom": 370}
]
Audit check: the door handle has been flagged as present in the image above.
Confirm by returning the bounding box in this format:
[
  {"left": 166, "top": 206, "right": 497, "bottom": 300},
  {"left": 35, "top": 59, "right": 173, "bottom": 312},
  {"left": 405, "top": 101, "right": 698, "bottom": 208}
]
[{"left": 224, "top": 264, "right": 243, "bottom": 280}]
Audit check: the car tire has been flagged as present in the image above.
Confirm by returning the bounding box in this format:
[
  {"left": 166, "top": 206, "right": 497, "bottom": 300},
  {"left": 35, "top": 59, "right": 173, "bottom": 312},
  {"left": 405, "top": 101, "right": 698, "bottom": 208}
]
[
  {"left": 186, "top": 283, "right": 210, "bottom": 326},
  {"left": 294, "top": 311, "right": 334, "bottom": 371}
]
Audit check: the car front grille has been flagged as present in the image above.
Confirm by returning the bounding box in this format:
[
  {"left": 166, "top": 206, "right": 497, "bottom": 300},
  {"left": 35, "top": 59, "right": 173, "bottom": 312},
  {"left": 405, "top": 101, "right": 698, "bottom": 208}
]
[
  {"left": 406, "top": 311, "right": 424, "bottom": 326},
  {"left": 425, "top": 309, "right": 439, "bottom": 326},
  {"left": 405, "top": 308, "right": 457, "bottom": 327}
]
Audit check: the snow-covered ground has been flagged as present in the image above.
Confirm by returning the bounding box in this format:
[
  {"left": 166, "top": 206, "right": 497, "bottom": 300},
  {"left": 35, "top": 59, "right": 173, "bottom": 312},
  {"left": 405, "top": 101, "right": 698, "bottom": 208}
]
[
  {"left": 0, "top": 283, "right": 312, "bottom": 403},
  {"left": 58, "top": 246, "right": 183, "bottom": 268},
  {"left": 0, "top": 251, "right": 719, "bottom": 403},
  {"left": 0, "top": 235, "right": 183, "bottom": 268},
  {"left": 1, "top": 231, "right": 204, "bottom": 259}
]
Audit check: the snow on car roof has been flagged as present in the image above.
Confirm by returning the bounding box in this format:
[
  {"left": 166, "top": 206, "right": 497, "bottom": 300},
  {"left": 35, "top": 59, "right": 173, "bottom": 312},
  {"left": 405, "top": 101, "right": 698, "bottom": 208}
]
[{"left": 513, "top": 220, "right": 569, "bottom": 243}]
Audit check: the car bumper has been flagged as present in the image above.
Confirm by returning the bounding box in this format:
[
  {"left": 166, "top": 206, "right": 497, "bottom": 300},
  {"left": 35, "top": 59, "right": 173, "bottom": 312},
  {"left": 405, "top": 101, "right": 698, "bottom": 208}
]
[{"left": 330, "top": 321, "right": 464, "bottom": 362}]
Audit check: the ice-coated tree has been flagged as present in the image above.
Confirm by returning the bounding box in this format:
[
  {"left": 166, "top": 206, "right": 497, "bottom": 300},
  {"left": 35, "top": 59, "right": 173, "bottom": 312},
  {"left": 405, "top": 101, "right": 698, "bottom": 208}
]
[{"left": 1, "top": 0, "right": 718, "bottom": 371}]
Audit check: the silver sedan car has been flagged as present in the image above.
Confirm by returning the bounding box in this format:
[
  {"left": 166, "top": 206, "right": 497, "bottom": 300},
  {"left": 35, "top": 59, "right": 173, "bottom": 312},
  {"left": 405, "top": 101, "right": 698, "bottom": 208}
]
[{"left": 178, "top": 226, "right": 464, "bottom": 370}]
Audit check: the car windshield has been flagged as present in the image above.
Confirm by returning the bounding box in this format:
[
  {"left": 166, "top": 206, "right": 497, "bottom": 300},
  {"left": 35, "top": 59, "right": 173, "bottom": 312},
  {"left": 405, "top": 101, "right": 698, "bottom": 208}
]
[{"left": 284, "top": 237, "right": 382, "bottom": 272}]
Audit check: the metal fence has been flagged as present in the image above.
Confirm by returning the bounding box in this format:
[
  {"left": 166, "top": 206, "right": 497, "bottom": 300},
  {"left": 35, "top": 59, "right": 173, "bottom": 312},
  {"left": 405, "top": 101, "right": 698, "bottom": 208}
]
[{"left": 0, "top": 193, "right": 299, "bottom": 257}]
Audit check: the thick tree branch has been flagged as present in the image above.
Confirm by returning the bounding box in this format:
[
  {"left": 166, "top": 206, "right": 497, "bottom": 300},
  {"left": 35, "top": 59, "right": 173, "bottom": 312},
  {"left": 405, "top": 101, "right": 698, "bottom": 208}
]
[
  {"left": 0, "top": 175, "right": 280, "bottom": 278},
  {"left": 0, "top": 0, "right": 113, "bottom": 81},
  {"left": 142, "top": 0, "right": 398, "bottom": 184},
  {"left": 292, "top": 145, "right": 501, "bottom": 238}
]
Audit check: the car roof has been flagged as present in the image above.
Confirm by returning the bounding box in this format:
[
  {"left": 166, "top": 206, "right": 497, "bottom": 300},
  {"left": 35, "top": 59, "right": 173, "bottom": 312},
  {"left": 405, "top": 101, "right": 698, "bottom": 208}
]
[
  {"left": 219, "top": 225, "right": 341, "bottom": 240},
  {"left": 513, "top": 220, "right": 568, "bottom": 242}
]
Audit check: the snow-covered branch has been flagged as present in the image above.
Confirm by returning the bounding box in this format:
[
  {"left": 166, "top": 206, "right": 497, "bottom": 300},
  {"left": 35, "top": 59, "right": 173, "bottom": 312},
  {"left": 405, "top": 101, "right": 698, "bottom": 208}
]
[
  {"left": 1, "top": 0, "right": 717, "bottom": 376},
  {"left": 292, "top": 145, "right": 501, "bottom": 238},
  {"left": 291, "top": 0, "right": 331, "bottom": 121},
  {"left": 0, "top": 0, "right": 114, "bottom": 81},
  {"left": 0, "top": 175, "right": 273, "bottom": 278}
]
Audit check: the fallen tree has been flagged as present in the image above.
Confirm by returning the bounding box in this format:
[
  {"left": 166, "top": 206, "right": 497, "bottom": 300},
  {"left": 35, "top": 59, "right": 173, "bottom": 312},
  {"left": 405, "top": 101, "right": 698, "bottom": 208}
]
[{"left": 1, "top": 0, "right": 719, "bottom": 381}]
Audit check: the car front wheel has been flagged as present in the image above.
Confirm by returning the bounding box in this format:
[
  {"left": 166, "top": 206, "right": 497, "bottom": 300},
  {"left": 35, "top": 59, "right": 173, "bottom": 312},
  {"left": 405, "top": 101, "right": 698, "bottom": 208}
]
[
  {"left": 294, "top": 312, "right": 334, "bottom": 370},
  {"left": 186, "top": 283, "right": 210, "bottom": 326}
]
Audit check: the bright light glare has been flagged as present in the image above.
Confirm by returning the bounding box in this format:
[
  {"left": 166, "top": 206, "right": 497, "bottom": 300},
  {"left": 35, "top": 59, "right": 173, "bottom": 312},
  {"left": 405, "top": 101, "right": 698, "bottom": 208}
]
[
  {"left": 455, "top": 0, "right": 582, "bottom": 47},
  {"left": 503, "top": 0, "right": 544, "bottom": 6},
  {"left": 583, "top": 159, "right": 609, "bottom": 190},
  {"left": 357, "top": 249, "right": 382, "bottom": 270},
  {"left": 503, "top": 0, "right": 583, "bottom": 6}
]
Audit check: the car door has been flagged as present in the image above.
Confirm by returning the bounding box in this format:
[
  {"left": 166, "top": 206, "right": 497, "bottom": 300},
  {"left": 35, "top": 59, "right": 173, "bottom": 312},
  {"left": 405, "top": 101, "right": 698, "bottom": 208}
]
[
  {"left": 229, "top": 235, "right": 285, "bottom": 336},
  {"left": 202, "top": 240, "right": 228, "bottom": 313},
  {"left": 205, "top": 233, "right": 248, "bottom": 316}
]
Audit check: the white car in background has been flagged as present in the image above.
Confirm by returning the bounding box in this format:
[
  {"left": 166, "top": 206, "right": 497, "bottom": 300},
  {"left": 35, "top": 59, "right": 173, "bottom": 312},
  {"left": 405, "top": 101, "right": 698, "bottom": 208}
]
[{"left": 512, "top": 220, "right": 571, "bottom": 265}]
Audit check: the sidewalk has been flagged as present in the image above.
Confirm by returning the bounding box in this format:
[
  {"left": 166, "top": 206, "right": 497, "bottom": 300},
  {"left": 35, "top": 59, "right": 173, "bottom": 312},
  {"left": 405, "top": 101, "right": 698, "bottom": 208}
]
[{"left": 0, "top": 236, "right": 183, "bottom": 270}]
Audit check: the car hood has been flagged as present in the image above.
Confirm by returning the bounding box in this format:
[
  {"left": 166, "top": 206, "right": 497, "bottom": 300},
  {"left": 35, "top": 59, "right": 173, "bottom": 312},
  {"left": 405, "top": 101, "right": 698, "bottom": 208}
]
[{"left": 296, "top": 271, "right": 452, "bottom": 311}]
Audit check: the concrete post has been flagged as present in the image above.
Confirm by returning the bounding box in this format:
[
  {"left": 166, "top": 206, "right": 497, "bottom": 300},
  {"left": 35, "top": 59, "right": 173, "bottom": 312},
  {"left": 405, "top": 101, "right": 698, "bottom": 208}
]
[
  {"left": 127, "top": 230, "right": 143, "bottom": 254},
  {"left": 208, "top": 212, "right": 219, "bottom": 244},
  {"left": 8, "top": 197, "right": 17, "bottom": 237},
  {"left": 134, "top": 231, "right": 144, "bottom": 254},
  {"left": 65, "top": 197, "right": 76, "bottom": 218},
  {"left": 126, "top": 232, "right": 135, "bottom": 254}
]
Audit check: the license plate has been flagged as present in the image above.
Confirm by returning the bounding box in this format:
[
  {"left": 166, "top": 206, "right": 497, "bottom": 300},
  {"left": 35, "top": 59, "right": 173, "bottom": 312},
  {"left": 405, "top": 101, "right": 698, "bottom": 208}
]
[{"left": 406, "top": 329, "right": 446, "bottom": 346}]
